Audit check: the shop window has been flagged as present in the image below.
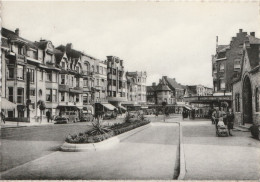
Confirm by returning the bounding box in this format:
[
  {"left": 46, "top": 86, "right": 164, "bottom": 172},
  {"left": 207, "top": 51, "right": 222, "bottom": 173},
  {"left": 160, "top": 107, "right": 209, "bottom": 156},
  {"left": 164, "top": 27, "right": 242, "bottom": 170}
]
[
  {"left": 17, "top": 88, "right": 24, "bottom": 104},
  {"left": 256, "top": 88, "right": 259, "bottom": 112},
  {"left": 8, "top": 87, "right": 13, "bottom": 102}
]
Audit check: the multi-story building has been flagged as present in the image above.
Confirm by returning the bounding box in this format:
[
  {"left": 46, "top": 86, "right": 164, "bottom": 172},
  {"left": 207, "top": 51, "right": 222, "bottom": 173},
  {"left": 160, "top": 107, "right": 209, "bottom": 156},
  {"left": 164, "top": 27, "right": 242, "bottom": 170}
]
[
  {"left": 232, "top": 32, "right": 260, "bottom": 126},
  {"left": 94, "top": 60, "right": 107, "bottom": 103},
  {"left": 126, "top": 75, "right": 138, "bottom": 103},
  {"left": 161, "top": 76, "right": 184, "bottom": 103},
  {"left": 106, "top": 56, "right": 127, "bottom": 107},
  {"left": 184, "top": 85, "right": 213, "bottom": 97},
  {"left": 212, "top": 29, "right": 249, "bottom": 94},
  {"left": 155, "top": 79, "right": 174, "bottom": 105},
  {"left": 126, "top": 71, "right": 147, "bottom": 105},
  {"left": 146, "top": 83, "right": 157, "bottom": 105}
]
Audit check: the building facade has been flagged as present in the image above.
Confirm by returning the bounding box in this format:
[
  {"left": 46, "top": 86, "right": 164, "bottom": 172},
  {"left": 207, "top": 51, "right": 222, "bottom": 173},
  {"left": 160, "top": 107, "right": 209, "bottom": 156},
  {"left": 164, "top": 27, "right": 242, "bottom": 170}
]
[
  {"left": 232, "top": 33, "right": 260, "bottom": 126},
  {"left": 106, "top": 56, "right": 127, "bottom": 107}
]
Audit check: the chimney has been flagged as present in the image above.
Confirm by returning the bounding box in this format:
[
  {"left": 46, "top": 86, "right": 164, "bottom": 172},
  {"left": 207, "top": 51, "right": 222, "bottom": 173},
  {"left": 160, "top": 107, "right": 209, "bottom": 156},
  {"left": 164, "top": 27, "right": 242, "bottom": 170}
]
[
  {"left": 239, "top": 29, "right": 243, "bottom": 33},
  {"left": 250, "top": 32, "right": 255, "bottom": 37},
  {"left": 15, "top": 28, "right": 19, "bottom": 36},
  {"left": 152, "top": 82, "right": 156, "bottom": 86},
  {"left": 66, "top": 43, "right": 73, "bottom": 51}
]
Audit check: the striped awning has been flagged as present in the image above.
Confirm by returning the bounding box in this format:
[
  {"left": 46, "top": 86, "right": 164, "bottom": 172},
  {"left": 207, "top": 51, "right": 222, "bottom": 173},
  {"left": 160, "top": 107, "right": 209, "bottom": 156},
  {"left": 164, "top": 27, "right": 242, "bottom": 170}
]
[
  {"left": 1, "top": 98, "right": 17, "bottom": 110},
  {"left": 101, "top": 103, "right": 117, "bottom": 111}
]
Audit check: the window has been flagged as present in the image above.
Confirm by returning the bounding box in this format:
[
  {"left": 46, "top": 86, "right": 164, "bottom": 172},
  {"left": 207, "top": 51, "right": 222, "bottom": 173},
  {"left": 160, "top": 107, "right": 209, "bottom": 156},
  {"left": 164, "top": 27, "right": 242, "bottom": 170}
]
[
  {"left": 219, "top": 63, "right": 225, "bottom": 72},
  {"left": 17, "top": 65, "right": 24, "bottom": 80},
  {"left": 97, "top": 79, "right": 100, "bottom": 86},
  {"left": 83, "top": 78, "right": 88, "bottom": 86},
  {"left": 113, "top": 69, "right": 116, "bottom": 75},
  {"left": 113, "top": 91, "right": 116, "bottom": 97},
  {"left": 17, "top": 88, "right": 24, "bottom": 104},
  {"left": 45, "top": 53, "right": 52, "bottom": 63},
  {"left": 71, "top": 77, "right": 74, "bottom": 87},
  {"left": 18, "top": 46, "right": 24, "bottom": 55},
  {"left": 61, "top": 62, "right": 66, "bottom": 69},
  {"left": 30, "top": 89, "right": 35, "bottom": 96},
  {"left": 96, "top": 65, "right": 99, "bottom": 73},
  {"left": 113, "top": 80, "right": 116, "bottom": 86},
  {"left": 40, "top": 70, "right": 44, "bottom": 81},
  {"left": 220, "top": 80, "right": 225, "bottom": 90},
  {"left": 76, "top": 66, "right": 80, "bottom": 73},
  {"left": 83, "top": 95, "right": 88, "bottom": 104},
  {"left": 76, "top": 78, "right": 80, "bottom": 87},
  {"left": 122, "top": 92, "right": 125, "bottom": 97},
  {"left": 100, "top": 67, "right": 103, "bottom": 74},
  {"left": 46, "top": 89, "right": 51, "bottom": 101},
  {"left": 8, "top": 67, "right": 14, "bottom": 79},
  {"left": 27, "top": 68, "right": 35, "bottom": 83},
  {"left": 234, "top": 59, "right": 241, "bottom": 70},
  {"left": 46, "top": 72, "right": 52, "bottom": 82},
  {"left": 256, "top": 88, "right": 259, "bottom": 112},
  {"left": 61, "top": 92, "right": 65, "bottom": 102},
  {"left": 8, "top": 111, "right": 14, "bottom": 117},
  {"left": 52, "top": 72, "right": 57, "bottom": 82},
  {"left": 8, "top": 87, "right": 13, "bottom": 102},
  {"left": 235, "top": 93, "right": 240, "bottom": 112},
  {"left": 76, "top": 94, "right": 79, "bottom": 102},
  {"left": 52, "top": 90, "right": 57, "bottom": 102},
  {"left": 61, "top": 74, "right": 65, "bottom": 84}
]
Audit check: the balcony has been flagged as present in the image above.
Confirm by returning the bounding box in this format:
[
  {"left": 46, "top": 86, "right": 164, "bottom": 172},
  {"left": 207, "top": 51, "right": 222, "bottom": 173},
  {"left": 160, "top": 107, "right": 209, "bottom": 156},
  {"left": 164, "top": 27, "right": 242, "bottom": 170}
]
[{"left": 59, "top": 84, "right": 70, "bottom": 92}]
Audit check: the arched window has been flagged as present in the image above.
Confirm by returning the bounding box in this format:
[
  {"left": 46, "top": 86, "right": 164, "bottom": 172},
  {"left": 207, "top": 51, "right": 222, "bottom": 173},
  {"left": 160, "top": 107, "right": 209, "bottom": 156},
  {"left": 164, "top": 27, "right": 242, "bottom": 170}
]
[
  {"left": 92, "top": 65, "right": 94, "bottom": 72},
  {"left": 256, "top": 87, "right": 259, "bottom": 112}
]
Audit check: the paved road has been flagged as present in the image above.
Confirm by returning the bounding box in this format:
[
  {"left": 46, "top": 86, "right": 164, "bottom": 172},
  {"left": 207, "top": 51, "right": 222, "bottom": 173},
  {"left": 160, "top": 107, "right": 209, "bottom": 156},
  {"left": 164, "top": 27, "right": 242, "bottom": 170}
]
[
  {"left": 1, "top": 121, "right": 179, "bottom": 180},
  {"left": 182, "top": 120, "right": 260, "bottom": 180}
]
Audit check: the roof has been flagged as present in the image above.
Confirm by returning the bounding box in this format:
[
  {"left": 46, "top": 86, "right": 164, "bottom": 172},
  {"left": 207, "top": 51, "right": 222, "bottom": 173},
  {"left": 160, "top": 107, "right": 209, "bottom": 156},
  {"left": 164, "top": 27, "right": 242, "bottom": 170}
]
[
  {"left": 217, "top": 45, "right": 229, "bottom": 52},
  {"left": 163, "top": 77, "right": 184, "bottom": 90},
  {"left": 34, "top": 40, "right": 48, "bottom": 49},
  {"left": 1, "top": 27, "right": 38, "bottom": 49},
  {"left": 1, "top": 37, "right": 9, "bottom": 48},
  {"left": 53, "top": 48, "right": 65, "bottom": 64},
  {"left": 56, "top": 44, "right": 82, "bottom": 60},
  {"left": 185, "top": 86, "right": 197, "bottom": 95},
  {"left": 146, "top": 86, "right": 156, "bottom": 92},
  {"left": 156, "top": 79, "right": 171, "bottom": 91},
  {"left": 248, "top": 35, "right": 260, "bottom": 44}
]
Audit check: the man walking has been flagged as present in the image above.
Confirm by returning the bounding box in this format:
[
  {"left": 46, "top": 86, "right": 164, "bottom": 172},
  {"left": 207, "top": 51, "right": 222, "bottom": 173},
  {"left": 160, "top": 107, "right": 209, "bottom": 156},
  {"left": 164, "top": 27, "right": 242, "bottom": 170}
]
[{"left": 46, "top": 110, "right": 51, "bottom": 123}]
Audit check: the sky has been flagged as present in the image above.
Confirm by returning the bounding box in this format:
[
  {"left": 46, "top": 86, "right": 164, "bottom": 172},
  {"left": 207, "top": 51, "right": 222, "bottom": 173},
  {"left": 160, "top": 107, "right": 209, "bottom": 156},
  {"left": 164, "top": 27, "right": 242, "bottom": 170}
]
[{"left": 1, "top": 1, "right": 259, "bottom": 87}]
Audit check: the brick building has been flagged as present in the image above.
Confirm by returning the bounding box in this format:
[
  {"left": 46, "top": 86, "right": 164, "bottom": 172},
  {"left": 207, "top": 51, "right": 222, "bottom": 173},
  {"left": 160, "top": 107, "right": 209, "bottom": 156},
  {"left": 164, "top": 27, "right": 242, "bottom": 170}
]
[{"left": 232, "top": 33, "right": 260, "bottom": 126}]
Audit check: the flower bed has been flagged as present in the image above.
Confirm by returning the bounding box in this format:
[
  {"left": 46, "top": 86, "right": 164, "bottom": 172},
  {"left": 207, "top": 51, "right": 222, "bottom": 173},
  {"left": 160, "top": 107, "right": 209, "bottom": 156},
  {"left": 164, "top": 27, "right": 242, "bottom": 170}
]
[{"left": 65, "top": 119, "right": 150, "bottom": 144}]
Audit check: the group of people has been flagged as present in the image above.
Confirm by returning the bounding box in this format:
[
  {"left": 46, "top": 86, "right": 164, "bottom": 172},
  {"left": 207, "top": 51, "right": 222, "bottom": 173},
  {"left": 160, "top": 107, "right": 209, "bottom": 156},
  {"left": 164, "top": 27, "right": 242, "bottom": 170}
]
[
  {"left": 211, "top": 107, "right": 234, "bottom": 136},
  {"left": 182, "top": 109, "right": 196, "bottom": 120}
]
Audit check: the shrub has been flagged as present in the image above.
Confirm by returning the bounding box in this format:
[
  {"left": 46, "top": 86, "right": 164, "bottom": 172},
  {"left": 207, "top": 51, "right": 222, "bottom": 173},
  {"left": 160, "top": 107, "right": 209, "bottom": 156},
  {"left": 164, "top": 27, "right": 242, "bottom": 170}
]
[
  {"left": 250, "top": 124, "right": 260, "bottom": 139},
  {"left": 65, "top": 119, "right": 150, "bottom": 143}
]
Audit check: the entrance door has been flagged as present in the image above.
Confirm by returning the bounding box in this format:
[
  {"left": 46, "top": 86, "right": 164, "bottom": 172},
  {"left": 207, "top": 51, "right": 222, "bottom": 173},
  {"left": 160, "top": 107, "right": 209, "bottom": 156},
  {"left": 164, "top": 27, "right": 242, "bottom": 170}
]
[{"left": 242, "top": 76, "right": 253, "bottom": 124}]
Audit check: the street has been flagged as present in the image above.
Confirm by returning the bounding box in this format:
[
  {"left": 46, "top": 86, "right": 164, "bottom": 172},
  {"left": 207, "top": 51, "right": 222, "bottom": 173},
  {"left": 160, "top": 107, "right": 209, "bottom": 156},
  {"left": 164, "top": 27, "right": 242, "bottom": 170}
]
[{"left": 1, "top": 115, "right": 260, "bottom": 180}]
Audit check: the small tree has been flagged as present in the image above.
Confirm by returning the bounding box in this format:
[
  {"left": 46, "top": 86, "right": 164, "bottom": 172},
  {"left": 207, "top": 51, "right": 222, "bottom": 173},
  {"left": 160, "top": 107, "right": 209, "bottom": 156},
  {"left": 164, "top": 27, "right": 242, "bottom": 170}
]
[{"left": 37, "top": 100, "right": 46, "bottom": 123}]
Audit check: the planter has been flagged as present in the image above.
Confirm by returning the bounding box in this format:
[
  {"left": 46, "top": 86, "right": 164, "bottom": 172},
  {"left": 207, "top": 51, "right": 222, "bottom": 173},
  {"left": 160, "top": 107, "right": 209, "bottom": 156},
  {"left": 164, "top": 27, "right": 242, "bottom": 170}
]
[{"left": 61, "top": 123, "right": 151, "bottom": 152}]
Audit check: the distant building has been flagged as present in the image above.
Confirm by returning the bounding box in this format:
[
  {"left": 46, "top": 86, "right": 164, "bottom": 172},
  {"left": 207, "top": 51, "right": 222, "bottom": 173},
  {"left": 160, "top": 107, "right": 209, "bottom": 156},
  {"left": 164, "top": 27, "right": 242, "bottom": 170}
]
[
  {"left": 146, "top": 83, "right": 157, "bottom": 105},
  {"left": 184, "top": 85, "right": 213, "bottom": 97},
  {"left": 232, "top": 32, "right": 260, "bottom": 126},
  {"left": 94, "top": 60, "right": 107, "bottom": 103},
  {"left": 106, "top": 56, "right": 127, "bottom": 107},
  {"left": 155, "top": 79, "right": 175, "bottom": 105}
]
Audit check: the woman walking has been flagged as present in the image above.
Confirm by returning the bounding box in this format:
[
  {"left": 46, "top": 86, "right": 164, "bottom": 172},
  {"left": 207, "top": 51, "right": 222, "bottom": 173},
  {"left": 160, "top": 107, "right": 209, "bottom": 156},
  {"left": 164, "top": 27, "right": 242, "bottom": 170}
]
[{"left": 226, "top": 108, "right": 234, "bottom": 136}]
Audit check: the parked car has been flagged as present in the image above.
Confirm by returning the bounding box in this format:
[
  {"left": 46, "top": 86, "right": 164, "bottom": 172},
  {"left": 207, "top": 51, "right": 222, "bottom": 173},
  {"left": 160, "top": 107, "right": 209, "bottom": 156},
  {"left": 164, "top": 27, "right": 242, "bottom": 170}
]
[
  {"left": 80, "top": 113, "right": 94, "bottom": 122},
  {"left": 103, "top": 111, "right": 117, "bottom": 120},
  {"left": 54, "top": 116, "right": 69, "bottom": 124}
]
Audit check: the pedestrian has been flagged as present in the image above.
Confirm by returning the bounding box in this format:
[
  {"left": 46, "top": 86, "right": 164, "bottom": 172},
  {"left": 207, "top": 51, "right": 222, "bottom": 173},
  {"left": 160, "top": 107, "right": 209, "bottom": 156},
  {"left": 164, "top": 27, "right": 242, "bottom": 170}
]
[
  {"left": 226, "top": 108, "right": 234, "bottom": 136},
  {"left": 1, "top": 110, "right": 6, "bottom": 124},
  {"left": 210, "top": 109, "right": 215, "bottom": 124},
  {"left": 212, "top": 107, "right": 221, "bottom": 129},
  {"left": 46, "top": 110, "right": 50, "bottom": 123},
  {"left": 182, "top": 109, "right": 186, "bottom": 120},
  {"left": 191, "top": 109, "right": 195, "bottom": 120},
  {"left": 155, "top": 110, "right": 159, "bottom": 118}
]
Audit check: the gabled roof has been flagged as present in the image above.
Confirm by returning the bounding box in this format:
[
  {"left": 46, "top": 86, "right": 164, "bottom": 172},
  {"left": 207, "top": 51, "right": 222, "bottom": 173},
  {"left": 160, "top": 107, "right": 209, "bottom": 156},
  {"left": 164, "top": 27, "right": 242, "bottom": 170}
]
[
  {"left": 53, "top": 48, "right": 65, "bottom": 64},
  {"left": 1, "top": 27, "right": 38, "bottom": 49},
  {"left": 34, "top": 40, "right": 48, "bottom": 49},
  {"left": 56, "top": 45, "right": 82, "bottom": 59},
  {"left": 146, "top": 86, "right": 156, "bottom": 92},
  {"left": 156, "top": 79, "right": 171, "bottom": 91},
  {"left": 164, "top": 77, "right": 184, "bottom": 90}
]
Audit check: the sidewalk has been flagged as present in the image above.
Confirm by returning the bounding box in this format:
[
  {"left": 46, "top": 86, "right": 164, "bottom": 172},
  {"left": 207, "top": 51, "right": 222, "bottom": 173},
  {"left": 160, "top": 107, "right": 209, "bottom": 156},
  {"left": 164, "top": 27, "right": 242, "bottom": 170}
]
[
  {"left": 1, "top": 121, "right": 54, "bottom": 129},
  {"left": 181, "top": 120, "right": 260, "bottom": 180}
]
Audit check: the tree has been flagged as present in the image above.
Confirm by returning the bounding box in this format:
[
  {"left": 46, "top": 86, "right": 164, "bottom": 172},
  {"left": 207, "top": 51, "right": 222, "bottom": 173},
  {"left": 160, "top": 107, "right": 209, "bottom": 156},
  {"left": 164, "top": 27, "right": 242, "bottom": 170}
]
[{"left": 37, "top": 100, "right": 46, "bottom": 123}]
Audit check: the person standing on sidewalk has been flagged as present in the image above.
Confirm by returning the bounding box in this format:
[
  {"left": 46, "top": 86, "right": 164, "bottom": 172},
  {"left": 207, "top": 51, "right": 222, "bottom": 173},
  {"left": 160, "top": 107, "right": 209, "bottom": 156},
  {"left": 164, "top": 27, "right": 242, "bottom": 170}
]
[
  {"left": 1, "top": 110, "right": 6, "bottom": 124},
  {"left": 46, "top": 110, "right": 51, "bottom": 123},
  {"left": 226, "top": 108, "right": 234, "bottom": 136},
  {"left": 212, "top": 107, "right": 220, "bottom": 128}
]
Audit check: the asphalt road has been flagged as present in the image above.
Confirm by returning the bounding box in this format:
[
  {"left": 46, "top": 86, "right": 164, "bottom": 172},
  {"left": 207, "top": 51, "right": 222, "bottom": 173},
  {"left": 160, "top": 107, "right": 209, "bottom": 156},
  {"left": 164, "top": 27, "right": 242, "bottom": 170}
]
[
  {"left": 1, "top": 121, "right": 180, "bottom": 180},
  {"left": 0, "top": 122, "right": 95, "bottom": 172}
]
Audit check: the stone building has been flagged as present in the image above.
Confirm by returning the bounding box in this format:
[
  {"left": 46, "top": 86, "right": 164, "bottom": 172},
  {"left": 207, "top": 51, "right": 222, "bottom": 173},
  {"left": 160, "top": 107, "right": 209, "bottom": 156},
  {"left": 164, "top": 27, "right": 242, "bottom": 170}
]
[
  {"left": 146, "top": 83, "right": 157, "bottom": 105},
  {"left": 212, "top": 29, "right": 249, "bottom": 94},
  {"left": 155, "top": 79, "right": 174, "bottom": 105},
  {"left": 232, "top": 33, "right": 260, "bottom": 126},
  {"left": 161, "top": 76, "right": 184, "bottom": 103},
  {"left": 106, "top": 56, "right": 127, "bottom": 107},
  {"left": 94, "top": 60, "right": 107, "bottom": 103}
]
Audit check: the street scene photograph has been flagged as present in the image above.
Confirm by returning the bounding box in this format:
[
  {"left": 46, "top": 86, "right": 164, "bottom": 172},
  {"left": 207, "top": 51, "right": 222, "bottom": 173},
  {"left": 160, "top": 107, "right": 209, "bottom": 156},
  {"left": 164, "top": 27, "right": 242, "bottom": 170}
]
[{"left": 0, "top": 1, "right": 260, "bottom": 180}]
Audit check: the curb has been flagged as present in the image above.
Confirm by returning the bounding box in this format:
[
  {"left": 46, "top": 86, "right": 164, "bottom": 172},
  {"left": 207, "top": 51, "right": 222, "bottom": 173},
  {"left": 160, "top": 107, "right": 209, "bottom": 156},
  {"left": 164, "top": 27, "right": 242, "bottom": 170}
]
[
  {"left": 177, "top": 122, "right": 186, "bottom": 180},
  {"left": 60, "top": 123, "right": 152, "bottom": 152}
]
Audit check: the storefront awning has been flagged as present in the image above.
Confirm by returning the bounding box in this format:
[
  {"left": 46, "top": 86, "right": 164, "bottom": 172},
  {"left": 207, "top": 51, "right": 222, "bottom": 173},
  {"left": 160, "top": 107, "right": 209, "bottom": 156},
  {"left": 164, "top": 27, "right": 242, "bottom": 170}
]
[
  {"left": 184, "top": 105, "right": 192, "bottom": 110},
  {"left": 118, "top": 105, "right": 127, "bottom": 111},
  {"left": 1, "top": 98, "right": 17, "bottom": 110},
  {"left": 101, "top": 103, "right": 117, "bottom": 111}
]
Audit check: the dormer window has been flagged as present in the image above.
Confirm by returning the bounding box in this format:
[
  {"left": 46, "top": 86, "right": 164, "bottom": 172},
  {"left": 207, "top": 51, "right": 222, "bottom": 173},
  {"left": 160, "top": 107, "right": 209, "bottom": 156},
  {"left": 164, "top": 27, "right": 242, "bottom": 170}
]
[{"left": 61, "top": 61, "right": 66, "bottom": 69}]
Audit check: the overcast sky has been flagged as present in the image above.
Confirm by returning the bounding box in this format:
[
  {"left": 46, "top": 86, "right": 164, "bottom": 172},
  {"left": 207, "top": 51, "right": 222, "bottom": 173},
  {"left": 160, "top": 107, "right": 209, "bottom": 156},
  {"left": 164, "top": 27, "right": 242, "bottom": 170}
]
[{"left": 2, "top": 1, "right": 259, "bottom": 87}]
